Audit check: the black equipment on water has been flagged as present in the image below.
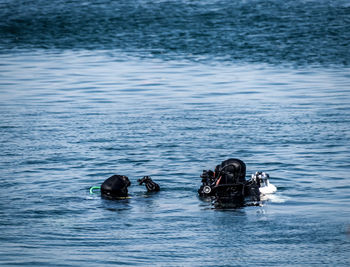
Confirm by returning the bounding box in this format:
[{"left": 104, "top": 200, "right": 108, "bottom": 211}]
[
  {"left": 97, "top": 174, "right": 160, "bottom": 199},
  {"left": 198, "top": 158, "right": 261, "bottom": 204},
  {"left": 101, "top": 175, "right": 131, "bottom": 199},
  {"left": 138, "top": 176, "right": 160, "bottom": 192}
]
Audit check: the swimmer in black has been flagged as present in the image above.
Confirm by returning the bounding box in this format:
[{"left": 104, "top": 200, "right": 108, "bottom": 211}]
[
  {"left": 98, "top": 174, "right": 160, "bottom": 199},
  {"left": 198, "top": 158, "right": 261, "bottom": 204}
]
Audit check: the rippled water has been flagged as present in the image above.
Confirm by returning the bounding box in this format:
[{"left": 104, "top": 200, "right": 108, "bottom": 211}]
[
  {"left": 1, "top": 0, "right": 350, "bottom": 266},
  {"left": 1, "top": 0, "right": 350, "bottom": 66}
]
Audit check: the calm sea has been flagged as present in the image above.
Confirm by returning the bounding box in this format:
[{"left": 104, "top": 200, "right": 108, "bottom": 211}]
[{"left": 0, "top": 0, "right": 349, "bottom": 266}]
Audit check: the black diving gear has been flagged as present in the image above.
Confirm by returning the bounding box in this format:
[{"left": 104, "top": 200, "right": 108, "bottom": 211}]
[
  {"left": 98, "top": 175, "right": 160, "bottom": 199},
  {"left": 138, "top": 176, "right": 160, "bottom": 192},
  {"left": 198, "top": 158, "right": 261, "bottom": 204},
  {"left": 101, "top": 174, "right": 131, "bottom": 199}
]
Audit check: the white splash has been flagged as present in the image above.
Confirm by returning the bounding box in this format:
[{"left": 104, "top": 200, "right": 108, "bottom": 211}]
[
  {"left": 261, "top": 193, "right": 289, "bottom": 203},
  {"left": 259, "top": 181, "right": 277, "bottom": 194}
]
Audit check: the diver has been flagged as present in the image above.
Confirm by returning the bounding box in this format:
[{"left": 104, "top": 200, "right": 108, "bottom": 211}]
[
  {"left": 90, "top": 174, "right": 160, "bottom": 199},
  {"left": 198, "top": 158, "right": 274, "bottom": 205},
  {"left": 89, "top": 158, "right": 275, "bottom": 205}
]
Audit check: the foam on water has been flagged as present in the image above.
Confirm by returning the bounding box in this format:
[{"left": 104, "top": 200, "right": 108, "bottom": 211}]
[{"left": 261, "top": 192, "right": 289, "bottom": 203}]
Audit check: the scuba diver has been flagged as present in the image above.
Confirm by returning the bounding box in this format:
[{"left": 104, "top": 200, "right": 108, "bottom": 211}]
[
  {"left": 90, "top": 158, "right": 276, "bottom": 207},
  {"left": 198, "top": 158, "right": 276, "bottom": 206},
  {"left": 91, "top": 174, "right": 160, "bottom": 199}
]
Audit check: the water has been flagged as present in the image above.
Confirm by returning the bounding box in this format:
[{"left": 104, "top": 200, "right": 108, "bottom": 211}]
[
  {"left": 0, "top": 0, "right": 350, "bottom": 266},
  {"left": 1, "top": 0, "right": 350, "bottom": 66}
]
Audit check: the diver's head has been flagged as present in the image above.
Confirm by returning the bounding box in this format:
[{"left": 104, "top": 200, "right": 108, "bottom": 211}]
[
  {"left": 216, "top": 158, "right": 246, "bottom": 184},
  {"left": 101, "top": 175, "right": 131, "bottom": 199}
]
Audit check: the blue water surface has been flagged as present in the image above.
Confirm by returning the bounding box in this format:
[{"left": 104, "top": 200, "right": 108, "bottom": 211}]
[{"left": 0, "top": 0, "right": 350, "bottom": 266}]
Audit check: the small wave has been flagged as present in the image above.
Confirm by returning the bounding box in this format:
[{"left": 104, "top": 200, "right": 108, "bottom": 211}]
[
  {"left": 261, "top": 193, "right": 290, "bottom": 203},
  {"left": 0, "top": 0, "right": 348, "bottom": 66}
]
